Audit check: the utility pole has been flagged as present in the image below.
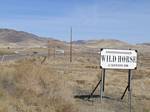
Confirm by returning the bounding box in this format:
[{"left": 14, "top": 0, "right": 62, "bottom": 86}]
[
  {"left": 70, "top": 27, "right": 72, "bottom": 62},
  {"left": 47, "top": 40, "right": 50, "bottom": 59},
  {"left": 54, "top": 46, "right": 56, "bottom": 59}
]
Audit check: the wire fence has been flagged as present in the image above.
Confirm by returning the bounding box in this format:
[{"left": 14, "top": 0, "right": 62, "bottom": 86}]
[
  {"left": 0, "top": 49, "right": 150, "bottom": 70},
  {"left": 43, "top": 51, "right": 150, "bottom": 69}
]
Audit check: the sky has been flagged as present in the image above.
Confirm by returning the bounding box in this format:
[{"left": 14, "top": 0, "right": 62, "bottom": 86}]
[{"left": 0, "top": 0, "right": 150, "bottom": 43}]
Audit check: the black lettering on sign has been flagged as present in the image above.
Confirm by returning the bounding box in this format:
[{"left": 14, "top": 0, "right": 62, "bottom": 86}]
[
  {"left": 102, "top": 55, "right": 136, "bottom": 63},
  {"left": 112, "top": 56, "right": 117, "bottom": 62},
  {"left": 101, "top": 55, "right": 106, "bottom": 62},
  {"left": 102, "top": 55, "right": 117, "bottom": 62},
  {"left": 118, "top": 56, "right": 122, "bottom": 62}
]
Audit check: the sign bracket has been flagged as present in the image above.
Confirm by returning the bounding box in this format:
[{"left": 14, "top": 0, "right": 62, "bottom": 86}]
[
  {"left": 87, "top": 79, "right": 101, "bottom": 100},
  {"left": 88, "top": 69, "right": 106, "bottom": 101},
  {"left": 121, "top": 70, "right": 132, "bottom": 100},
  {"left": 121, "top": 85, "right": 129, "bottom": 100}
]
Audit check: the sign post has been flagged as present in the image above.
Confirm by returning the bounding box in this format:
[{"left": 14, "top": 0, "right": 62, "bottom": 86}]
[
  {"left": 100, "top": 70, "right": 104, "bottom": 102},
  {"left": 100, "top": 48, "right": 137, "bottom": 112},
  {"left": 88, "top": 48, "right": 137, "bottom": 112},
  {"left": 128, "top": 69, "right": 132, "bottom": 112}
]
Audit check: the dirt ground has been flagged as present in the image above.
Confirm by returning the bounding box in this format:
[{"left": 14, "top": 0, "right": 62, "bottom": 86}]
[{"left": 0, "top": 47, "right": 149, "bottom": 112}]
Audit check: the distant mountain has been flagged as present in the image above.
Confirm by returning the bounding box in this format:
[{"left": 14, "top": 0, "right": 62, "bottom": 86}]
[
  {"left": 0, "top": 28, "right": 65, "bottom": 48},
  {"left": 0, "top": 28, "right": 134, "bottom": 49},
  {"left": 73, "top": 39, "right": 131, "bottom": 48},
  {"left": 0, "top": 29, "right": 45, "bottom": 43},
  {"left": 137, "top": 43, "right": 150, "bottom": 46},
  {"left": 72, "top": 40, "right": 88, "bottom": 44}
]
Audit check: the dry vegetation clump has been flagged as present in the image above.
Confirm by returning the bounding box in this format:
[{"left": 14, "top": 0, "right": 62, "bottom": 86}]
[
  {"left": 0, "top": 48, "right": 15, "bottom": 55},
  {"left": 0, "top": 59, "right": 78, "bottom": 112}
]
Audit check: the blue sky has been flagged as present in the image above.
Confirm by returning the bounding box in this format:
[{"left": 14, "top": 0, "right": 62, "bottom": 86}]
[{"left": 0, "top": 0, "right": 150, "bottom": 43}]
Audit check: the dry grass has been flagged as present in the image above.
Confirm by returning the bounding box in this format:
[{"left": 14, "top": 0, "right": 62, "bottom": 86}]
[
  {"left": 0, "top": 48, "right": 15, "bottom": 55},
  {"left": 0, "top": 52, "right": 150, "bottom": 112},
  {"left": 0, "top": 59, "right": 77, "bottom": 112}
]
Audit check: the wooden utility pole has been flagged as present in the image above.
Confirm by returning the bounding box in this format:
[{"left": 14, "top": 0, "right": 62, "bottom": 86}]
[
  {"left": 54, "top": 46, "right": 56, "bottom": 59},
  {"left": 70, "top": 27, "right": 72, "bottom": 62},
  {"left": 47, "top": 40, "right": 50, "bottom": 59}
]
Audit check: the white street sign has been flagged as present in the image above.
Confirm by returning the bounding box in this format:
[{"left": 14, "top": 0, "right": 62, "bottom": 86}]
[{"left": 100, "top": 49, "right": 137, "bottom": 69}]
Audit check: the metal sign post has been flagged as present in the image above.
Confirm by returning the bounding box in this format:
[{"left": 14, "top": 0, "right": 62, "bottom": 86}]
[
  {"left": 88, "top": 48, "right": 137, "bottom": 112},
  {"left": 103, "top": 69, "right": 106, "bottom": 93},
  {"left": 100, "top": 69, "right": 105, "bottom": 102},
  {"left": 100, "top": 70, "right": 103, "bottom": 101},
  {"left": 128, "top": 69, "right": 132, "bottom": 112},
  {"left": 120, "top": 69, "right": 132, "bottom": 112},
  {"left": 100, "top": 48, "right": 137, "bottom": 112}
]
